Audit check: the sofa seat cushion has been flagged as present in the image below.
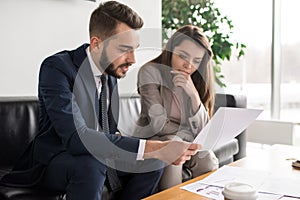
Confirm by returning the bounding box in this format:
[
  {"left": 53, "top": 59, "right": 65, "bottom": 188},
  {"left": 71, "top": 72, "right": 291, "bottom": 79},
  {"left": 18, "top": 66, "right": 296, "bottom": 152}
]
[
  {"left": 0, "top": 168, "right": 10, "bottom": 180},
  {"left": 0, "top": 185, "right": 64, "bottom": 200},
  {"left": 0, "top": 168, "right": 64, "bottom": 200}
]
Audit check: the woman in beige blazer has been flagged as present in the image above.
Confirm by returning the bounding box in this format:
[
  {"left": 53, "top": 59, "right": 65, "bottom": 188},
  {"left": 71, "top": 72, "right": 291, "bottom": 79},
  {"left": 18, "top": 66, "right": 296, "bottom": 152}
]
[{"left": 133, "top": 25, "right": 218, "bottom": 190}]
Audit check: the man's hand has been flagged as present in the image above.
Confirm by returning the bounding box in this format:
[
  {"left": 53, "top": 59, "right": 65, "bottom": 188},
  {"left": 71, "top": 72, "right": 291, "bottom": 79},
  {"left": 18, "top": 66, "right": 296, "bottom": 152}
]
[{"left": 143, "top": 140, "right": 201, "bottom": 165}]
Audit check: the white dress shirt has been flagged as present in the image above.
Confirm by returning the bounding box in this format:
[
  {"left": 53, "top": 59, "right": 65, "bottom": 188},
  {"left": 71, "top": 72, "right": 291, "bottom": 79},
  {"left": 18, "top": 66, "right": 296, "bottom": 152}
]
[{"left": 85, "top": 47, "right": 145, "bottom": 160}]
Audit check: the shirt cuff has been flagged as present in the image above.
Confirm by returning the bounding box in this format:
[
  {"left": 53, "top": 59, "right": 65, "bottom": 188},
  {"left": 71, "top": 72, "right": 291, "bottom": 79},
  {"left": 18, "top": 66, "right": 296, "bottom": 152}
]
[
  {"left": 188, "top": 104, "right": 209, "bottom": 135},
  {"left": 136, "top": 139, "right": 146, "bottom": 160}
]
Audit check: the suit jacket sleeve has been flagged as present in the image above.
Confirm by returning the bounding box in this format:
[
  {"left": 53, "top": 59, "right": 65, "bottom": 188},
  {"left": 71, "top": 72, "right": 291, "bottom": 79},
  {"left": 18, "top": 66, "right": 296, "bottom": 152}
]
[{"left": 186, "top": 100, "right": 210, "bottom": 137}]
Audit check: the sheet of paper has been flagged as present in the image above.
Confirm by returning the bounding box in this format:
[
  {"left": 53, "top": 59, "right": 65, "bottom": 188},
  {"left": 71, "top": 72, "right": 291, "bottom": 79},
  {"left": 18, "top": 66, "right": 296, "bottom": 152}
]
[
  {"left": 181, "top": 181, "right": 283, "bottom": 200},
  {"left": 181, "top": 183, "right": 224, "bottom": 200},
  {"left": 257, "top": 193, "right": 283, "bottom": 200},
  {"left": 193, "top": 107, "right": 262, "bottom": 150},
  {"left": 199, "top": 165, "right": 270, "bottom": 189},
  {"left": 260, "top": 176, "right": 300, "bottom": 197},
  {"left": 193, "top": 166, "right": 300, "bottom": 198}
]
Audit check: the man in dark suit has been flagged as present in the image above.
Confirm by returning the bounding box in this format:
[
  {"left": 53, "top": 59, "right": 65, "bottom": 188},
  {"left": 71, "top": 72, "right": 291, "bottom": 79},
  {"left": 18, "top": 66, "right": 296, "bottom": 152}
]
[{"left": 1, "top": 1, "right": 200, "bottom": 200}]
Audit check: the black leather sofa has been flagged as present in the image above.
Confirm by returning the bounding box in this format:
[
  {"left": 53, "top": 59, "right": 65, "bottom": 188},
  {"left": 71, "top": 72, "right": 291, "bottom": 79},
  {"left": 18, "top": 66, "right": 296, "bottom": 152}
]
[{"left": 0, "top": 93, "right": 247, "bottom": 200}]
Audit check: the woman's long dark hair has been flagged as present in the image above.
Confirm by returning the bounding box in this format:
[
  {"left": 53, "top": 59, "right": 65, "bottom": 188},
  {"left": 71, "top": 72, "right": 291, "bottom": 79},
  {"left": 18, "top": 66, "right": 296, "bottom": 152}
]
[{"left": 151, "top": 25, "right": 215, "bottom": 117}]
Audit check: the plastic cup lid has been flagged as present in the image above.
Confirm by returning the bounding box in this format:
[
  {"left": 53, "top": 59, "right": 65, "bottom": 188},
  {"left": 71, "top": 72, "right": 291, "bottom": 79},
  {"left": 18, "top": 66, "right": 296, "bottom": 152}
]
[{"left": 222, "top": 182, "right": 258, "bottom": 200}]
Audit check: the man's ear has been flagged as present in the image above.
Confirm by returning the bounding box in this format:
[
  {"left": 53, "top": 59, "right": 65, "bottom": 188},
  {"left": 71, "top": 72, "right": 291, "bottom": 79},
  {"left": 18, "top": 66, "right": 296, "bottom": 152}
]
[{"left": 90, "top": 36, "right": 103, "bottom": 50}]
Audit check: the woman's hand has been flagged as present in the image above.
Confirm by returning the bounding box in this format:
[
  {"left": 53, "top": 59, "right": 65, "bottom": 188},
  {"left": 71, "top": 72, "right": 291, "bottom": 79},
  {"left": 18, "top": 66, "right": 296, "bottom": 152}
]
[{"left": 171, "top": 70, "right": 201, "bottom": 113}]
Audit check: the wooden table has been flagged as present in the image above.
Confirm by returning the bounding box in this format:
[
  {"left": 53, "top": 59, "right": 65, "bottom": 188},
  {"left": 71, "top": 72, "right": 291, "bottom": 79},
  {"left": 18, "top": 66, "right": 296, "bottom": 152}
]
[{"left": 143, "top": 144, "right": 300, "bottom": 200}]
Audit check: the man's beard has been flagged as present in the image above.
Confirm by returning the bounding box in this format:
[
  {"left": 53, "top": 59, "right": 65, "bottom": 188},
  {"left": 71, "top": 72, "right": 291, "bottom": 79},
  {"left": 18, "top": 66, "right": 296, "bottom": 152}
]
[{"left": 99, "top": 48, "right": 129, "bottom": 79}]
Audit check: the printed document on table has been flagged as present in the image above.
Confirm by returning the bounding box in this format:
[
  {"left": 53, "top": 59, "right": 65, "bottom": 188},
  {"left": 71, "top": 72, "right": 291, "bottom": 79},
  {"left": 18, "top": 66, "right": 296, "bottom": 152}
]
[
  {"left": 198, "top": 166, "right": 270, "bottom": 189},
  {"left": 193, "top": 107, "right": 262, "bottom": 150},
  {"left": 180, "top": 181, "right": 283, "bottom": 200},
  {"left": 185, "top": 166, "right": 300, "bottom": 198}
]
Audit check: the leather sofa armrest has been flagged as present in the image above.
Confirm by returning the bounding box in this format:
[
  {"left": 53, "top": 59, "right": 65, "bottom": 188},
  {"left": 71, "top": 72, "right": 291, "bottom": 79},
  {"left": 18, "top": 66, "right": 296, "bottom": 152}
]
[
  {"left": 214, "top": 93, "right": 247, "bottom": 161},
  {"left": 213, "top": 139, "right": 239, "bottom": 166}
]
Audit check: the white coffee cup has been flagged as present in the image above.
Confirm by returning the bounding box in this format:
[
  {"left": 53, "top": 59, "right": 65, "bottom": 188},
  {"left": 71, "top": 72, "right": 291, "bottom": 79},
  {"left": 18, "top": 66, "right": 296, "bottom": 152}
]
[{"left": 222, "top": 182, "right": 258, "bottom": 200}]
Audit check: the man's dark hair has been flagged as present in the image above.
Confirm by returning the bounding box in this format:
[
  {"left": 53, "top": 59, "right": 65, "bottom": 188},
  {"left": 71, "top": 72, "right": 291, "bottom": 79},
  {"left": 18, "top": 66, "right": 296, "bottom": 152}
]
[{"left": 89, "top": 1, "right": 144, "bottom": 40}]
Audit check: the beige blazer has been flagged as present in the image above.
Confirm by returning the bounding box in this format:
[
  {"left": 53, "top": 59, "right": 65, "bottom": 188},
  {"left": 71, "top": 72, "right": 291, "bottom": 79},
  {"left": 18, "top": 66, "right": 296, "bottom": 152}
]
[{"left": 133, "top": 63, "right": 209, "bottom": 142}]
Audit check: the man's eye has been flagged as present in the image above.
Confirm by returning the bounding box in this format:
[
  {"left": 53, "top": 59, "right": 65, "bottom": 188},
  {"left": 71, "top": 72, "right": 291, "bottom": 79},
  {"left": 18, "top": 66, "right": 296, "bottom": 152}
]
[{"left": 119, "top": 48, "right": 131, "bottom": 53}]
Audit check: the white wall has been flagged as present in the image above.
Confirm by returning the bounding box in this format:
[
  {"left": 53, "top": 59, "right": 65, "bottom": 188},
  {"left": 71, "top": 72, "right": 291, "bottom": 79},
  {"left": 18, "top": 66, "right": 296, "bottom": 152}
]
[
  {"left": 0, "top": 0, "right": 161, "bottom": 96},
  {"left": 116, "top": 0, "right": 162, "bottom": 95}
]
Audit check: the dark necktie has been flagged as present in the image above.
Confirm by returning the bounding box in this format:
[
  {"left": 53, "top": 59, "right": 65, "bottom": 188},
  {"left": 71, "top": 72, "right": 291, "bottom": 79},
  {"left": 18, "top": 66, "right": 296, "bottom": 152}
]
[
  {"left": 100, "top": 74, "right": 109, "bottom": 133},
  {"left": 99, "top": 74, "right": 122, "bottom": 192}
]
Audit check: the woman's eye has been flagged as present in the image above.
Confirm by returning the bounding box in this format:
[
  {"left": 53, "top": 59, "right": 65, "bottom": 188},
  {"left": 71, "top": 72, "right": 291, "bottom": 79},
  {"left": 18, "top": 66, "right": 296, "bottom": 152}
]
[
  {"left": 179, "top": 54, "right": 187, "bottom": 59},
  {"left": 193, "top": 60, "right": 201, "bottom": 65}
]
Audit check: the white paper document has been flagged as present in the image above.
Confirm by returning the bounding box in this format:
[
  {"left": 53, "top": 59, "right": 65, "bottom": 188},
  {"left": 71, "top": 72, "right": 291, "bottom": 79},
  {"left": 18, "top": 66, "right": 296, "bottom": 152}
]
[
  {"left": 181, "top": 166, "right": 300, "bottom": 199},
  {"left": 180, "top": 182, "right": 283, "bottom": 200},
  {"left": 199, "top": 166, "right": 270, "bottom": 189},
  {"left": 193, "top": 107, "right": 262, "bottom": 150},
  {"left": 180, "top": 182, "right": 224, "bottom": 200}
]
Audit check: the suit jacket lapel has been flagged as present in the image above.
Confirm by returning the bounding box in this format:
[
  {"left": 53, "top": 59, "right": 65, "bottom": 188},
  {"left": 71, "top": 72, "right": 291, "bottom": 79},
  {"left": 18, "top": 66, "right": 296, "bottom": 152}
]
[
  {"left": 71, "top": 44, "right": 119, "bottom": 133},
  {"left": 72, "top": 44, "right": 98, "bottom": 128}
]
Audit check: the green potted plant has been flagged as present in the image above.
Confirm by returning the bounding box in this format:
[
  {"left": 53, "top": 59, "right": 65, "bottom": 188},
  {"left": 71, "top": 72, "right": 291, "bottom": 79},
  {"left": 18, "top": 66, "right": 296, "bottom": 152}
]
[{"left": 162, "top": 0, "right": 246, "bottom": 87}]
